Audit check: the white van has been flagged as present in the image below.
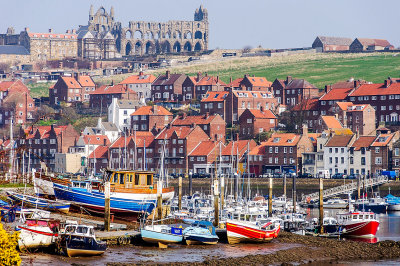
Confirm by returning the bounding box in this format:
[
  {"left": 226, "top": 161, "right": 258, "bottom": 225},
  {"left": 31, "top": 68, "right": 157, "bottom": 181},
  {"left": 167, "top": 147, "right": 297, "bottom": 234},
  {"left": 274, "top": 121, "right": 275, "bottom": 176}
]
[{"left": 317, "top": 170, "right": 330, "bottom": 179}]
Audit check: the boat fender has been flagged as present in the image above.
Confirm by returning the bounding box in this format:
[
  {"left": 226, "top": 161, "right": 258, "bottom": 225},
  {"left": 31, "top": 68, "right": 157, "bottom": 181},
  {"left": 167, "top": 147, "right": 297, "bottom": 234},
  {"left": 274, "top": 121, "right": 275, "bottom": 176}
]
[{"left": 117, "top": 236, "right": 124, "bottom": 245}]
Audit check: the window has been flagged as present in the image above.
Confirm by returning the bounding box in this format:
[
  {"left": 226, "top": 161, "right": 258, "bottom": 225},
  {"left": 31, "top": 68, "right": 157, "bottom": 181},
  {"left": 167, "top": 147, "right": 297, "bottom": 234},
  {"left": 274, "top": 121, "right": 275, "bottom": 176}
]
[
  {"left": 50, "top": 139, "right": 56, "bottom": 144},
  {"left": 381, "top": 106, "right": 386, "bottom": 111},
  {"left": 289, "top": 147, "right": 293, "bottom": 153},
  {"left": 178, "top": 140, "right": 183, "bottom": 144},
  {"left": 375, "top": 147, "right": 380, "bottom": 153},
  {"left": 321, "top": 101, "right": 326, "bottom": 105},
  {"left": 290, "top": 158, "right": 295, "bottom": 164},
  {"left": 335, "top": 157, "right": 338, "bottom": 164},
  {"left": 372, "top": 96, "right": 377, "bottom": 100},
  {"left": 335, "top": 148, "right": 338, "bottom": 153},
  {"left": 247, "top": 118, "right": 252, "bottom": 123},
  {"left": 274, "top": 157, "right": 278, "bottom": 164},
  {"left": 275, "top": 147, "right": 278, "bottom": 153},
  {"left": 284, "top": 147, "right": 287, "bottom": 153},
  {"left": 269, "top": 147, "right": 273, "bottom": 153},
  {"left": 179, "top": 148, "right": 183, "bottom": 153},
  {"left": 284, "top": 158, "right": 287, "bottom": 164},
  {"left": 361, "top": 157, "right": 366, "bottom": 165},
  {"left": 341, "top": 157, "right": 344, "bottom": 164},
  {"left": 375, "top": 157, "right": 382, "bottom": 165},
  {"left": 381, "top": 96, "right": 386, "bottom": 100},
  {"left": 329, "top": 148, "right": 332, "bottom": 153},
  {"left": 269, "top": 157, "right": 272, "bottom": 163}
]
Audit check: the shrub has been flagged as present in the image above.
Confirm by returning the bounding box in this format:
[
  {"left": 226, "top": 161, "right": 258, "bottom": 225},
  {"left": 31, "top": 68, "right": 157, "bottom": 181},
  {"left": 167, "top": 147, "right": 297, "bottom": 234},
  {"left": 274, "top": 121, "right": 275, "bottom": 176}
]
[{"left": 0, "top": 223, "right": 21, "bottom": 265}]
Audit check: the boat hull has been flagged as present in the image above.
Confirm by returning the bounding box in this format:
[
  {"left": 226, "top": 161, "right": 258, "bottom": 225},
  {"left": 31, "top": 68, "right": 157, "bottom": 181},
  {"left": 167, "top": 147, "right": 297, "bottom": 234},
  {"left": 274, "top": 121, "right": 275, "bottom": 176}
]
[
  {"left": 64, "top": 235, "right": 106, "bottom": 257},
  {"left": 226, "top": 220, "right": 280, "bottom": 244},
  {"left": 17, "top": 226, "right": 58, "bottom": 250},
  {"left": 387, "top": 204, "right": 400, "bottom": 211},
  {"left": 7, "top": 192, "right": 70, "bottom": 214},
  {"left": 184, "top": 234, "right": 218, "bottom": 245},
  {"left": 342, "top": 220, "right": 379, "bottom": 238},
  {"left": 53, "top": 183, "right": 157, "bottom": 216},
  {"left": 141, "top": 229, "right": 183, "bottom": 245}
]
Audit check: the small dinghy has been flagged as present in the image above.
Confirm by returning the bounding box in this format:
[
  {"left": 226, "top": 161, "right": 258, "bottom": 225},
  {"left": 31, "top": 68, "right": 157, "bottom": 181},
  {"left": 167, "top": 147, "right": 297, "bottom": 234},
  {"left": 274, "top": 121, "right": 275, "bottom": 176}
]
[
  {"left": 183, "top": 220, "right": 219, "bottom": 245},
  {"left": 141, "top": 224, "right": 183, "bottom": 248},
  {"left": 60, "top": 224, "right": 106, "bottom": 257}
]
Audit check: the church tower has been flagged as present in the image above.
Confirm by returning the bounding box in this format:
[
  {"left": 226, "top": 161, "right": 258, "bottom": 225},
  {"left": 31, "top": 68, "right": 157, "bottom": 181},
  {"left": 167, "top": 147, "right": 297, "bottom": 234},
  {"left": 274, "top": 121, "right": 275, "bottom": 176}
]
[{"left": 194, "top": 5, "right": 208, "bottom": 21}]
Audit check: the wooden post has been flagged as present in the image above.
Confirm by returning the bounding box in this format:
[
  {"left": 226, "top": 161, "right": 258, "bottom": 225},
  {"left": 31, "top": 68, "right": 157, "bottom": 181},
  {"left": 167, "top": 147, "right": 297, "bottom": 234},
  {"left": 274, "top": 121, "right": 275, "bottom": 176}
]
[
  {"left": 157, "top": 180, "right": 163, "bottom": 223},
  {"left": 189, "top": 172, "right": 193, "bottom": 197},
  {"left": 221, "top": 175, "right": 225, "bottom": 211},
  {"left": 292, "top": 173, "right": 297, "bottom": 213},
  {"left": 357, "top": 175, "right": 361, "bottom": 199},
  {"left": 319, "top": 178, "right": 324, "bottom": 234},
  {"left": 178, "top": 176, "right": 182, "bottom": 211},
  {"left": 234, "top": 173, "right": 238, "bottom": 200},
  {"left": 104, "top": 182, "right": 110, "bottom": 232},
  {"left": 268, "top": 177, "right": 273, "bottom": 217},
  {"left": 283, "top": 174, "right": 287, "bottom": 198},
  {"left": 213, "top": 179, "right": 219, "bottom": 227}
]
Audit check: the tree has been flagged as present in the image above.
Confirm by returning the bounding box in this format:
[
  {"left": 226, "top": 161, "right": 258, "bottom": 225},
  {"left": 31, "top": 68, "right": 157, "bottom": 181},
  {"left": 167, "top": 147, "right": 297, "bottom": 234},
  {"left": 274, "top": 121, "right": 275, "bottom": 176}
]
[
  {"left": 242, "top": 46, "right": 252, "bottom": 53},
  {"left": 0, "top": 62, "right": 11, "bottom": 72},
  {"left": 255, "top": 131, "right": 272, "bottom": 143}
]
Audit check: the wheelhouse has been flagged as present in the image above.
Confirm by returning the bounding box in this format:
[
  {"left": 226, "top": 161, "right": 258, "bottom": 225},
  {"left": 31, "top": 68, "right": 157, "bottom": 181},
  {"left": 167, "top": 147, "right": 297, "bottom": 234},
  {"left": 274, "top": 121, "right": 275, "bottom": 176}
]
[{"left": 104, "top": 170, "right": 155, "bottom": 189}]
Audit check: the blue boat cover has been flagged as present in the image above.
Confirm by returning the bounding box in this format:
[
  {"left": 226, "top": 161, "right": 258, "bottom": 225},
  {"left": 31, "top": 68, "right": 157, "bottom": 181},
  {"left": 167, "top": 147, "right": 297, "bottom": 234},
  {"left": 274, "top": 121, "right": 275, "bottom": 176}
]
[{"left": 171, "top": 227, "right": 183, "bottom": 235}]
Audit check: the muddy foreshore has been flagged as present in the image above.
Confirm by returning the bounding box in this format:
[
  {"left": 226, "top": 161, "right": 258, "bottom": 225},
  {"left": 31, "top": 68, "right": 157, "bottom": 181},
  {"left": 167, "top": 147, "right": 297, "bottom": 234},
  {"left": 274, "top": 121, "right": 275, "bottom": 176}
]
[{"left": 107, "top": 232, "right": 400, "bottom": 266}]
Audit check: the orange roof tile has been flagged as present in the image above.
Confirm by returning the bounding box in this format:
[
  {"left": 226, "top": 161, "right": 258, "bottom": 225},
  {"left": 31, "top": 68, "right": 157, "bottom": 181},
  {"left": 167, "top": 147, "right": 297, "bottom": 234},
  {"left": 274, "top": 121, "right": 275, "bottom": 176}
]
[
  {"left": 131, "top": 105, "right": 172, "bottom": 116},
  {"left": 221, "top": 140, "right": 254, "bottom": 156},
  {"left": 325, "top": 134, "right": 354, "bottom": 147},
  {"left": 155, "top": 127, "right": 193, "bottom": 140},
  {"left": 321, "top": 116, "right": 343, "bottom": 129},
  {"left": 0, "top": 81, "right": 15, "bottom": 91},
  {"left": 308, "top": 133, "right": 321, "bottom": 146},
  {"left": 83, "top": 135, "right": 110, "bottom": 145},
  {"left": 371, "top": 134, "right": 395, "bottom": 147},
  {"left": 172, "top": 114, "right": 221, "bottom": 126},
  {"left": 320, "top": 88, "right": 353, "bottom": 101},
  {"left": 201, "top": 91, "right": 229, "bottom": 102},
  {"left": 249, "top": 142, "right": 268, "bottom": 155},
  {"left": 119, "top": 73, "right": 156, "bottom": 85},
  {"left": 196, "top": 76, "right": 226, "bottom": 86},
  {"left": 248, "top": 109, "right": 276, "bottom": 119},
  {"left": 189, "top": 140, "right": 221, "bottom": 156},
  {"left": 91, "top": 84, "right": 128, "bottom": 95},
  {"left": 349, "top": 82, "right": 400, "bottom": 96},
  {"left": 88, "top": 146, "right": 109, "bottom": 159},
  {"left": 292, "top": 99, "right": 319, "bottom": 111},
  {"left": 351, "top": 136, "right": 376, "bottom": 151},
  {"left": 245, "top": 76, "right": 272, "bottom": 87},
  {"left": 78, "top": 75, "right": 95, "bottom": 87},
  {"left": 62, "top": 77, "right": 81, "bottom": 89},
  {"left": 336, "top": 102, "right": 354, "bottom": 111},
  {"left": 228, "top": 78, "right": 243, "bottom": 87},
  {"left": 265, "top": 133, "right": 300, "bottom": 147},
  {"left": 110, "top": 136, "right": 133, "bottom": 148}
]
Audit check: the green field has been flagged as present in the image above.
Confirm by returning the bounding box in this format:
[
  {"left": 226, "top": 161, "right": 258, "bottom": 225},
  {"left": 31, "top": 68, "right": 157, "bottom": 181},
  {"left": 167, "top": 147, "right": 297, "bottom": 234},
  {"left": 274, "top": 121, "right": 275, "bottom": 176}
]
[{"left": 178, "top": 53, "right": 400, "bottom": 87}]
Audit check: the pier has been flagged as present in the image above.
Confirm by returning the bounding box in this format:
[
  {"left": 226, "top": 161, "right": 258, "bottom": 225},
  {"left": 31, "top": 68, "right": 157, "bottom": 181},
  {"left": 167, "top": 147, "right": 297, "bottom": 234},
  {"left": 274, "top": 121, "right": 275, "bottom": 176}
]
[{"left": 301, "top": 175, "right": 389, "bottom": 202}]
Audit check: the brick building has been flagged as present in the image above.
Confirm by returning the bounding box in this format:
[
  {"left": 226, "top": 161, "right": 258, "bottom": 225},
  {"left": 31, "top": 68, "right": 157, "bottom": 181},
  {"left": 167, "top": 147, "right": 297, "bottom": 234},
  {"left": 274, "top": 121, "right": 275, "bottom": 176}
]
[
  {"left": 119, "top": 72, "right": 156, "bottom": 102},
  {"left": 199, "top": 91, "right": 229, "bottom": 120},
  {"left": 334, "top": 102, "right": 376, "bottom": 135},
  {"left": 311, "top": 36, "right": 353, "bottom": 52},
  {"left": 88, "top": 146, "right": 109, "bottom": 175},
  {"left": 0, "top": 80, "right": 35, "bottom": 126},
  {"left": 49, "top": 75, "right": 95, "bottom": 105},
  {"left": 171, "top": 113, "right": 226, "bottom": 141},
  {"left": 188, "top": 140, "right": 224, "bottom": 174},
  {"left": 220, "top": 139, "right": 257, "bottom": 174},
  {"left": 89, "top": 84, "right": 137, "bottom": 109},
  {"left": 370, "top": 130, "right": 399, "bottom": 176},
  {"left": 151, "top": 71, "right": 187, "bottom": 102},
  {"left": 182, "top": 73, "right": 226, "bottom": 102},
  {"left": 262, "top": 126, "right": 313, "bottom": 174},
  {"left": 238, "top": 109, "right": 277, "bottom": 139},
  {"left": 239, "top": 75, "right": 272, "bottom": 91},
  {"left": 349, "top": 38, "right": 393, "bottom": 52},
  {"left": 17, "top": 124, "right": 79, "bottom": 171},
  {"left": 315, "top": 115, "right": 343, "bottom": 133},
  {"left": 154, "top": 126, "right": 210, "bottom": 175},
  {"left": 130, "top": 105, "right": 173, "bottom": 132}
]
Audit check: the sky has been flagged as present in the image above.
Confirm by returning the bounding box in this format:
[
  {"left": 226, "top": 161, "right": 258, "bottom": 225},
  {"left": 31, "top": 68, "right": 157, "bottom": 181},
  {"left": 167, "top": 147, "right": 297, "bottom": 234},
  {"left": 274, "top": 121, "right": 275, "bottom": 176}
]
[{"left": 0, "top": 0, "right": 399, "bottom": 49}]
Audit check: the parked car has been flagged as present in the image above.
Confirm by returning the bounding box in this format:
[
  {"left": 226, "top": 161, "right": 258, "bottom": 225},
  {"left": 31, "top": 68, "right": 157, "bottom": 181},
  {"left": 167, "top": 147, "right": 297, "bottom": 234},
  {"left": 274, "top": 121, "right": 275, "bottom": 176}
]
[
  {"left": 346, "top": 173, "right": 360, "bottom": 180},
  {"left": 273, "top": 173, "right": 284, "bottom": 178},
  {"left": 242, "top": 173, "right": 256, "bottom": 178},
  {"left": 298, "top": 173, "right": 313, "bottom": 178},
  {"left": 261, "top": 173, "right": 273, "bottom": 178},
  {"left": 332, "top": 173, "right": 346, "bottom": 179}
]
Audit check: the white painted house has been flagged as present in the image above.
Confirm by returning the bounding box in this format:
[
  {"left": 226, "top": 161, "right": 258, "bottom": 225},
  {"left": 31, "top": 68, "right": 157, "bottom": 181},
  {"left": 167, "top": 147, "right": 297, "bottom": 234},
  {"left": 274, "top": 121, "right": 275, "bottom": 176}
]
[
  {"left": 323, "top": 134, "right": 355, "bottom": 176},
  {"left": 108, "top": 98, "right": 142, "bottom": 132}
]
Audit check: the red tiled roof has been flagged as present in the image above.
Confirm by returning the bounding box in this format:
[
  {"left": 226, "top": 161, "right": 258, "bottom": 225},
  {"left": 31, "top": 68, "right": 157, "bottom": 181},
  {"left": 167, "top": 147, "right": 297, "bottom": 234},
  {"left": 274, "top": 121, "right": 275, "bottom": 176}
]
[
  {"left": 321, "top": 116, "right": 343, "bottom": 129},
  {"left": 201, "top": 91, "right": 229, "bottom": 102},
  {"left": 357, "top": 38, "right": 391, "bottom": 47},
  {"left": 110, "top": 136, "right": 133, "bottom": 148},
  {"left": 292, "top": 99, "right": 319, "bottom": 111},
  {"left": 62, "top": 77, "right": 81, "bottom": 89},
  {"left": 308, "top": 133, "right": 321, "bottom": 146},
  {"left": 221, "top": 140, "right": 254, "bottom": 156},
  {"left": 155, "top": 126, "right": 193, "bottom": 140},
  {"left": 265, "top": 133, "right": 300, "bottom": 147},
  {"left": 78, "top": 75, "right": 95, "bottom": 87},
  {"left": 189, "top": 140, "right": 221, "bottom": 156},
  {"left": 245, "top": 76, "right": 272, "bottom": 87},
  {"left": 336, "top": 102, "right": 354, "bottom": 111},
  {"left": 227, "top": 78, "right": 243, "bottom": 87},
  {"left": 28, "top": 32, "right": 77, "bottom": 39},
  {"left": 91, "top": 84, "right": 128, "bottom": 95},
  {"left": 134, "top": 135, "right": 155, "bottom": 148},
  {"left": 119, "top": 73, "right": 156, "bottom": 85},
  {"left": 172, "top": 114, "right": 220, "bottom": 126},
  {"left": 320, "top": 88, "right": 353, "bottom": 101},
  {"left": 371, "top": 134, "right": 395, "bottom": 147},
  {"left": 248, "top": 109, "right": 276, "bottom": 119},
  {"left": 88, "top": 146, "right": 109, "bottom": 159},
  {"left": 83, "top": 135, "right": 110, "bottom": 145},
  {"left": 349, "top": 82, "right": 400, "bottom": 96},
  {"left": 196, "top": 76, "right": 226, "bottom": 86},
  {"left": 351, "top": 136, "right": 376, "bottom": 151},
  {"left": 0, "top": 81, "right": 15, "bottom": 91},
  {"left": 25, "top": 125, "right": 68, "bottom": 139},
  {"left": 131, "top": 105, "right": 172, "bottom": 116},
  {"left": 249, "top": 142, "right": 268, "bottom": 155},
  {"left": 325, "top": 134, "right": 354, "bottom": 147}
]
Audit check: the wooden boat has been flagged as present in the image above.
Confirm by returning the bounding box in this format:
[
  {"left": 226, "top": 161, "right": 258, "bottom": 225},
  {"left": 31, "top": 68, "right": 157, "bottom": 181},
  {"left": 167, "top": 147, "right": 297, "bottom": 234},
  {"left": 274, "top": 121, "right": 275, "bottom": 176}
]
[
  {"left": 53, "top": 170, "right": 174, "bottom": 219},
  {"left": 141, "top": 224, "right": 183, "bottom": 248},
  {"left": 60, "top": 224, "right": 106, "bottom": 257},
  {"left": 337, "top": 211, "right": 380, "bottom": 238},
  {"left": 17, "top": 218, "right": 60, "bottom": 250},
  {"left": 33, "top": 172, "right": 71, "bottom": 197},
  {"left": 226, "top": 219, "right": 280, "bottom": 244},
  {"left": 7, "top": 191, "right": 70, "bottom": 213},
  {"left": 183, "top": 220, "right": 218, "bottom": 245}
]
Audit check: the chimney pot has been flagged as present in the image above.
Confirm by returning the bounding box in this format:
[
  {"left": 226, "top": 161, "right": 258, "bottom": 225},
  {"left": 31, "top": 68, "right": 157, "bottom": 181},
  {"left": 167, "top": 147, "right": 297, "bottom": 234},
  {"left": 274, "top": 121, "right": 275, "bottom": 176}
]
[
  {"left": 24, "top": 27, "right": 30, "bottom": 32},
  {"left": 49, "top": 29, "right": 53, "bottom": 33}
]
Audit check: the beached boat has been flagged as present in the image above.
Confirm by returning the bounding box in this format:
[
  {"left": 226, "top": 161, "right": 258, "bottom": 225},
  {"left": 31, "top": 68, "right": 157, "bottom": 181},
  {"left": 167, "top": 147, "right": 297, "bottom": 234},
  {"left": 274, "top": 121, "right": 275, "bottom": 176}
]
[
  {"left": 7, "top": 191, "right": 70, "bottom": 213},
  {"left": 337, "top": 211, "right": 380, "bottom": 238},
  {"left": 33, "top": 172, "right": 71, "bottom": 197},
  {"left": 324, "top": 198, "right": 348, "bottom": 209},
  {"left": 53, "top": 170, "right": 174, "bottom": 219},
  {"left": 17, "top": 218, "right": 60, "bottom": 250},
  {"left": 385, "top": 194, "right": 400, "bottom": 211},
  {"left": 60, "top": 224, "right": 106, "bottom": 257},
  {"left": 226, "top": 219, "right": 280, "bottom": 244},
  {"left": 183, "top": 220, "right": 218, "bottom": 245},
  {"left": 141, "top": 224, "right": 183, "bottom": 248}
]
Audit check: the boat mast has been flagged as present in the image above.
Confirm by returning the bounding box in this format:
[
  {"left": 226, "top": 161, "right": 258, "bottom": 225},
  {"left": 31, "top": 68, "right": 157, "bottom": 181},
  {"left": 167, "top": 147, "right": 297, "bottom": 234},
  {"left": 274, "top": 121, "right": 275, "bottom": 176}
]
[{"left": 9, "top": 116, "right": 14, "bottom": 182}]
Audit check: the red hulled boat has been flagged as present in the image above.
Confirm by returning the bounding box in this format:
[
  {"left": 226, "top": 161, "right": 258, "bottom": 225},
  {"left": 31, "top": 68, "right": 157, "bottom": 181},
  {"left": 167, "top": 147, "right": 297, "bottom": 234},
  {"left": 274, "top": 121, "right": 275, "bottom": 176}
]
[
  {"left": 226, "top": 219, "right": 280, "bottom": 244},
  {"left": 337, "top": 211, "right": 380, "bottom": 238}
]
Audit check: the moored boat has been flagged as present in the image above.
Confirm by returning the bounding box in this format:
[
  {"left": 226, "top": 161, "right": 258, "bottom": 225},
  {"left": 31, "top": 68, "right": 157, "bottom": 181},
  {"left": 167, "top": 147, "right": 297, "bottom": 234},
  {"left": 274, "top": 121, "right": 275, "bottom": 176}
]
[
  {"left": 324, "top": 198, "right": 349, "bottom": 209},
  {"left": 183, "top": 220, "right": 218, "bottom": 245},
  {"left": 7, "top": 191, "right": 70, "bottom": 214},
  {"left": 385, "top": 194, "right": 400, "bottom": 211},
  {"left": 141, "top": 224, "right": 183, "bottom": 248},
  {"left": 226, "top": 219, "right": 280, "bottom": 244},
  {"left": 60, "top": 224, "right": 106, "bottom": 257},
  {"left": 337, "top": 211, "right": 379, "bottom": 238},
  {"left": 17, "top": 218, "right": 60, "bottom": 250}
]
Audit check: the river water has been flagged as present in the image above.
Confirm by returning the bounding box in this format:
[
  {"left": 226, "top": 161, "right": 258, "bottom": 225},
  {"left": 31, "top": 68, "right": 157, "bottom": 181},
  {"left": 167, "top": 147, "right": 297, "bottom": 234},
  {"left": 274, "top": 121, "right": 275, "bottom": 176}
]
[{"left": 21, "top": 212, "right": 400, "bottom": 265}]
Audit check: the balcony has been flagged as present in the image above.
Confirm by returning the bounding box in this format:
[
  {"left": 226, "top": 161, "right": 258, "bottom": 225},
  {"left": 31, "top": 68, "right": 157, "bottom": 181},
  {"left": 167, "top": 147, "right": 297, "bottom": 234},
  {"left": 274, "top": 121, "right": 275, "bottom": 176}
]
[{"left": 303, "top": 159, "right": 315, "bottom": 165}]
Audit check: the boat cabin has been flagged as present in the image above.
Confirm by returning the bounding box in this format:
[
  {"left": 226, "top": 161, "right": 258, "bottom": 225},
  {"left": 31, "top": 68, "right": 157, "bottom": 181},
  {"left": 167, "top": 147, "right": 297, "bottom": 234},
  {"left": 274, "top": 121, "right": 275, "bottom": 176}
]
[
  {"left": 104, "top": 170, "right": 155, "bottom": 189},
  {"left": 64, "top": 224, "right": 96, "bottom": 237},
  {"left": 337, "top": 212, "right": 376, "bottom": 223}
]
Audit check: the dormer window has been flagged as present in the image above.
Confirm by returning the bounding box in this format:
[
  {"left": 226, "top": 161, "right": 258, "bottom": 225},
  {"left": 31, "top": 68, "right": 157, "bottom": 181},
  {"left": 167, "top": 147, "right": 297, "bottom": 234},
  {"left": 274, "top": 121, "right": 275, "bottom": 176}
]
[{"left": 273, "top": 137, "right": 280, "bottom": 143}]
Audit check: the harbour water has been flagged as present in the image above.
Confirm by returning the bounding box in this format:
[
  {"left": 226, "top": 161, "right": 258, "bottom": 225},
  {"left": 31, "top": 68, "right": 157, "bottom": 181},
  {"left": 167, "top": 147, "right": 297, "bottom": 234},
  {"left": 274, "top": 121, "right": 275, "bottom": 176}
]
[{"left": 21, "top": 211, "right": 400, "bottom": 265}]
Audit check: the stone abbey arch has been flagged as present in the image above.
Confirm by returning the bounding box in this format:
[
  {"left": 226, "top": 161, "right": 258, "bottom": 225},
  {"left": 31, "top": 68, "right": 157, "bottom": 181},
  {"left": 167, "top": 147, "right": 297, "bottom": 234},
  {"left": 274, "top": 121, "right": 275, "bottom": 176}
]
[{"left": 85, "top": 5, "right": 208, "bottom": 57}]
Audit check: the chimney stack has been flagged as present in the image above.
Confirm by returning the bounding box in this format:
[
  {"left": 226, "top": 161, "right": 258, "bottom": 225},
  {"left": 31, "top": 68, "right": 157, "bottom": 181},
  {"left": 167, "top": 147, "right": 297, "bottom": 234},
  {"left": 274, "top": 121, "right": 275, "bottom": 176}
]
[
  {"left": 139, "top": 71, "right": 144, "bottom": 76},
  {"left": 24, "top": 27, "right": 30, "bottom": 32},
  {"left": 302, "top": 123, "right": 308, "bottom": 136},
  {"left": 197, "top": 72, "right": 202, "bottom": 81},
  {"left": 72, "top": 29, "right": 76, "bottom": 34},
  {"left": 48, "top": 29, "right": 53, "bottom": 33},
  {"left": 66, "top": 30, "right": 71, "bottom": 34},
  {"left": 166, "top": 70, "right": 170, "bottom": 79},
  {"left": 216, "top": 76, "right": 219, "bottom": 83},
  {"left": 153, "top": 105, "right": 158, "bottom": 115},
  {"left": 103, "top": 138, "right": 107, "bottom": 146},
  {"left": 286, "top": 76, "right": 292, "bottom": 84},
  {"left": 384, "top": 78, "right": 390, "bottom": 88},
  {"left": 230, "top": 77, "right": 233, "bottom": 84}
]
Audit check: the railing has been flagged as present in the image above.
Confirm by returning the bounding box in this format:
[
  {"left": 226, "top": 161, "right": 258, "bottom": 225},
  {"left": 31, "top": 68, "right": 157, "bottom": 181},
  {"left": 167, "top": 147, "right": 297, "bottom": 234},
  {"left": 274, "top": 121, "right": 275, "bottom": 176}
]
[{"left": 301, "top": 175, "right": 389, "bottom": 202}]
